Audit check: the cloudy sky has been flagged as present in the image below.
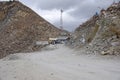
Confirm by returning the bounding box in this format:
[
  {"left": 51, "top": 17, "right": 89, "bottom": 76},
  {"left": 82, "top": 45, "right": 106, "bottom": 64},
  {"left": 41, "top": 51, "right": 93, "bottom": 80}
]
[{"left": 2, "top": 0, "right": 120, "bottom": 31}]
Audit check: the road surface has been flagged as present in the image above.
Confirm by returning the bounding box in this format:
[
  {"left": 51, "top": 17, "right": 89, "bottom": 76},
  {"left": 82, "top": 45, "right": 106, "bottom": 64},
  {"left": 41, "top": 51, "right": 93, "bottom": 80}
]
[{"left": 0, "top": 44, "right": 120, "bottom": 80}]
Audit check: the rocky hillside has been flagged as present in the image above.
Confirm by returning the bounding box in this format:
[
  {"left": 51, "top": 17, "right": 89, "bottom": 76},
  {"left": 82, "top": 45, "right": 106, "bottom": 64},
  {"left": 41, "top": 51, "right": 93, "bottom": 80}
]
[
  {"left": 0, "top": 1, "right": 62, "bottom": 58},
  {"left": 74, "top": 2, "right": 120, "bottom": 55}
]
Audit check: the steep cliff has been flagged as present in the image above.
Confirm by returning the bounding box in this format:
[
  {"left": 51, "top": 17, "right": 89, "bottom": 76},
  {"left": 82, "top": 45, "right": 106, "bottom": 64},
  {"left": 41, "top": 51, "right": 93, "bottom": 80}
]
[
  {"left": 0, "top": 1, "right": 62, "bottom": 58},
  {"left": 74, "top": 2, "right": 120, "bottom": 55}
]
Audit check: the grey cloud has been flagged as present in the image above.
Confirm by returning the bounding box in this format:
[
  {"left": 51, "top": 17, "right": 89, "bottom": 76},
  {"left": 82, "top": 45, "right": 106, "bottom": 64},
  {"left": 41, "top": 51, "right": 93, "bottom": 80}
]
[
  {"left": 69, "top": 0, "right": 115, "bottom": 19},
  {"left": 20, "top": 0, "right": 120, "bottom": 31},
  {"left": 35, "top": 0, "right": 84, "bottom": 10},
  {"left": 53, "top": 20, "right": 80, "bottom": 32}
]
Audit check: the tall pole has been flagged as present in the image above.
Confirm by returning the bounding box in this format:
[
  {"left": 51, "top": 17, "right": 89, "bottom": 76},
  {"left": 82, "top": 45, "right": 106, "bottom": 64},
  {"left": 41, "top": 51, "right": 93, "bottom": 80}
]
[{"left": 60, "top": 9, "right": 63, "bottom": 30}]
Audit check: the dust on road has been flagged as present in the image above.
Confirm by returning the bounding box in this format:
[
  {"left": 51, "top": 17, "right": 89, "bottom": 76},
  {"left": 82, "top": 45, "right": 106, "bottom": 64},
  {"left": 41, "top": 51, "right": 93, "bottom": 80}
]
[{"left": 0, "top": 44, "right": 120, "bottom": 80}]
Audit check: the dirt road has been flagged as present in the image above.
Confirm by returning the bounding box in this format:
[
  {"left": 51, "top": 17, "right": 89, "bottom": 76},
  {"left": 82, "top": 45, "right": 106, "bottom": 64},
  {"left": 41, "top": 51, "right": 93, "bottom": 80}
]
[{"left": 0, "top": 44, "right": 120, "bottom": 80}]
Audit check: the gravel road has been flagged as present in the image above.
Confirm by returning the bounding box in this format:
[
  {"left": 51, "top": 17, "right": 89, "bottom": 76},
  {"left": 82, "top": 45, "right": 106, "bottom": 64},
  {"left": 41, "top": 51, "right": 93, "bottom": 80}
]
[{"left": 0, "top": 44, "right": 120, "bottom": 80}]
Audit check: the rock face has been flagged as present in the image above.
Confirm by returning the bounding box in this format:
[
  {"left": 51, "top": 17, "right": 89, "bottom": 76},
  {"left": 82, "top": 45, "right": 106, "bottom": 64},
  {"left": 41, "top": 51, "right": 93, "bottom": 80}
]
[
  {"left": 0, "top": 1, "right": 62, "bottom": 58},
  {"left": 74, "top": 2, "right": 120, "bottom": 55}
]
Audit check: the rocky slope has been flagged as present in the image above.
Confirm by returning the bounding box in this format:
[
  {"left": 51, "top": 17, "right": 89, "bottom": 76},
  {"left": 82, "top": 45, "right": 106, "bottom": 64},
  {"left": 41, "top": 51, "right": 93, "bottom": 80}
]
[
  {"left": 74, "top": 2, "right": 120, "bottom": 55},
  {"left": 0, "top": 1, "right": 62, "bottom": 58}
]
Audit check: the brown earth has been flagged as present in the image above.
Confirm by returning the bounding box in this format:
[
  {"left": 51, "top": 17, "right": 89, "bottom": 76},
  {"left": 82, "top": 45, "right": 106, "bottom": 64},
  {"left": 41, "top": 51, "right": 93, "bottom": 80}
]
[
  {"left": 0, "top": 1, "right": 63, "bottom": 58},
  {"left": 73, "top": 2, "right": 120, "bottom": 55}
]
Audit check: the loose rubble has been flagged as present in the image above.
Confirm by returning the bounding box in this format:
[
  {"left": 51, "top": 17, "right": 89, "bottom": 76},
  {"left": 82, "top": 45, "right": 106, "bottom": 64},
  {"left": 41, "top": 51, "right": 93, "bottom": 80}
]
[
  {"left": 72, "top": 2, "right": 120, "bottom": 55},
  {"left": 0, "top": 1, "right": 63, "bottom": 58}
]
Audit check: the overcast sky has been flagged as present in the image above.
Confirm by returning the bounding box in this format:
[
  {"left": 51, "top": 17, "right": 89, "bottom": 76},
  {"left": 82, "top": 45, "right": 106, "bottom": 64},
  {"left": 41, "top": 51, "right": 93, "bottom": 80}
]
[{"left": 2, "top": 0, "right": 120, "bottom": 31}]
